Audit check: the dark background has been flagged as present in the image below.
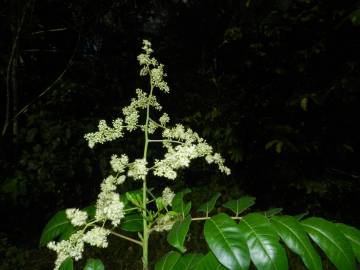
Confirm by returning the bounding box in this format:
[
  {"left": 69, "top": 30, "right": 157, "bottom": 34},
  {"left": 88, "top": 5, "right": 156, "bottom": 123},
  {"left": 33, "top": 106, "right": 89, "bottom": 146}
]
[{"left": 1, "top": 0, "right": 360, "bottom": 269}]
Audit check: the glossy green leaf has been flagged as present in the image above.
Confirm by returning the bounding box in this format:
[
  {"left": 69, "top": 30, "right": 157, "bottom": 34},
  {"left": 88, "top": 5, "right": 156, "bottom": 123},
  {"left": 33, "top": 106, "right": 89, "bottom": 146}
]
[
  {"left": 272, "top": 215, "right": 322, "bottom": 270},
  {"left": 59, "top": 258, "right": 73, "bottom": 270},
  {"left": 83, "top": 258, "right": 105, "bottom": 270},
  {"left": 172, "top": 189, "right": 191, "bottom": 216},
  {"left": 204, "top": 213, "right": 250, "bottom": 270},
  {"left": 238, "top": 213, "right": 288, "bottom": 270},
  {"left": 120, "top": 214, "right": 143, "bottom": 232},
  {"left": 197, "top": 192, "right": 221, "bottom": 214},
  {"left": 155, "top": 251, "right": 181, "bottom": 270},
  {"left": 336, "top": 223, "right": 360, "bottom": 263},
  {"left": 223, "top": 196, "right": 256, "bottom": 216},
  {"left": 39, "top": 210, "right": 75, "bottom": 247},
  {"left": 167, "top": 215, "right": 192, "bottom": 253},
  {"left": 302, "top": 217, "right": 356, "bottom": 270},
  {"left": 195, "top": 252, "right": 227, "bottom": 270},
  {"left": 173, "top": 253, "right": 203, "bottom": 270}
]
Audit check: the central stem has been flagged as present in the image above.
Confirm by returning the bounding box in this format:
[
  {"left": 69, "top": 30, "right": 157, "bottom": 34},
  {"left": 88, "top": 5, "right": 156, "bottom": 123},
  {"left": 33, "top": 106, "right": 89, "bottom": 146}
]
[{"left": 142, "top": 79, "right": 154, "bottom": 270}]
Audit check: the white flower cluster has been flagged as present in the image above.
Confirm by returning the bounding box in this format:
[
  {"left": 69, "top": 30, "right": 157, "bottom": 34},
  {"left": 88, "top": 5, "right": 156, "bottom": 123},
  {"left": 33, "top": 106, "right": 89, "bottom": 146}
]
[
  {"left": 147, "top": 119, "right": 158, "bottom": 134},
  {"left": 99, "top": 175, "right": 125, "bottom": 193},
  {"left": 48, "top": 231, "right": 84, "bottom": 270},
  {"left": 159, "top": 113, "right": 170, "bottom": 126},
  {"left": 96, "top": 177, "right": 125, "bottom": 226},
  {"left": 153, "top": 145, "right": 197, "bottom": 179},
  {"left": 82, "top": 227, "right": 110, "bottom": 248},
  {"left": 110, "top": 154, "right": 129, "bottom": 173},
  {"left": 153, "top": 124, "right": 231, "bottom": 179},
  {"left": 122, "top": 88, "right": 162, "bottom": 132},
  {"left": 137, "top": 40, "right": 169, "bottom": 93},
  {"left": 65, "top": 208, "right": 88, "bottom": 227},
  {"left": 137, "top": 40, "right": 158, "bottom": 77},
  {"left": 162, "top": 124, "right": 198, "bottom": 143},
  {"left": 48, "top": 226, "right": 110, "bottom": 270},
  {"left": 49, "top": 174, "right": 125, "bottom": 269},
  {"left": 84, "top": 61, "right": 168, "bottom": 146},
  {"left": 128, "top": 159, "right": 148, "bottom": 180},
  {"left": 84, "top": 119, "right": 124, "bottom": 148},
  {"left": 162, "top": 187, "right": 175, "bottom": 207},
  {"left": 205, "top": 152, "right": 231, "bottom": 175},
  {"left": 137, "top": 40, "right": 154, "bottom": 68},
  {"left": 151, "top": 64, "right": 169, "bottom": 93}
]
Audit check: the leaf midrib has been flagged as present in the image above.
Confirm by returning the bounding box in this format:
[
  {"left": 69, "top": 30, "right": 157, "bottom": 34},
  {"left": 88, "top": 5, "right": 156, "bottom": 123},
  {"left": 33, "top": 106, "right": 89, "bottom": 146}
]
[
  {"left": 303, "top": 223, "right": 353, "bottom": 268},
  {"left": 274, "top": 218, "right": 319, "bottom": 269},
  {"left": 242, "top": 218, "right": 279, "bottom": 270},
  {"left": 209, "top": 218, "right": 242, "bottom": 267}
]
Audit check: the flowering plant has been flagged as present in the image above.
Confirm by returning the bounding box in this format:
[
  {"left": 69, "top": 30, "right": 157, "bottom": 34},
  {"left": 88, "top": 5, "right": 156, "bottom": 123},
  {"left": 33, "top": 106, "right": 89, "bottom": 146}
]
[{"left": 41, "top": 41, "right": 360, "bottom": 270}]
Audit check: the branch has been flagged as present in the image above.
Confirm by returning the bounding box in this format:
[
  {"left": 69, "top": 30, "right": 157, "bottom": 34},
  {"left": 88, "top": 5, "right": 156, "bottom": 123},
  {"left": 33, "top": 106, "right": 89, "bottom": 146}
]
[
  {"left": 12, "top": 35, "right": 80, "bottom": 120},
  {"left": 2, "top": 0, "right": 33, "bottom": 136},
  {"left": 148, "top": 139, "right": 184, "bottom": 144},
  {"left": 109, "top": 231, "right": 143, "bottom": 247},
  {"left": 192, "top": 216, "right": 242, "bottom": 221},
  {"left": 31, "top": 27, "right": 67, "bottom": 35},
  {"left": 149, "top": 117, "right": 166, "bottom": 129}
]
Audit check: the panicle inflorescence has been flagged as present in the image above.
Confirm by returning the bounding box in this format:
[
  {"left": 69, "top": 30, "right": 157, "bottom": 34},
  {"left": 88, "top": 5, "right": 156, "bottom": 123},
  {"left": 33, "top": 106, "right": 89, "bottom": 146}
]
[
  {"left": 47, "top": 231, "right": 85, "bottom": 270},
  {"left": 84, "top": 46, "right": 168, "bottom": 148},
  {"left": 48, "top": 226, "right": 111, "bottom": 270},
  {"left": 49, "top": 39, "right": 231, "bottom": 270},
  {"left": 84, "top": 119, "right": 124, "bottom": 148},
  {"left": 152, "top": 124, "right": 231, "bottom": 180}
]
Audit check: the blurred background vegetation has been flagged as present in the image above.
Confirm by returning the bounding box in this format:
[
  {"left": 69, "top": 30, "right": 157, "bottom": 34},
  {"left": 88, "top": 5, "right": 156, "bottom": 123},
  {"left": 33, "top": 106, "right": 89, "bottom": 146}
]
[{"left": 1, "top": 0, "right": 360, "bottom": 269}]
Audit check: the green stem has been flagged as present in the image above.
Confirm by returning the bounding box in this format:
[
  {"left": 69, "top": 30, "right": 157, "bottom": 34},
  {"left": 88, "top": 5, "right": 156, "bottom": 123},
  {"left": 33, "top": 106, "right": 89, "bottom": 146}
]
[
  {"left": 141, "top": 78, "right": 154, "bottom": 270},
  {"left": 148, "top": 139, "right": 184, "bottom": 144},
  {"left": 191, "top": 216, "right": 243, "bottom": 221}
]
